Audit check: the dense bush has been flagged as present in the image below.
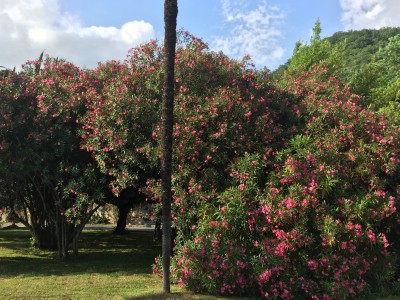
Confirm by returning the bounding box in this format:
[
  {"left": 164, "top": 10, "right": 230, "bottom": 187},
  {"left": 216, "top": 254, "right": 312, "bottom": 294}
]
[
  {"left": 0, "top": 58, "right": 107, "bottom": 255},
  {"left": 155, "top": 34, "right": 300, "bottom": 239},
  {"left": 163, "top": 64, "right": 400, "bottom": 299},
  {"left": 76, "top": 35, "right": 400, "bottom": 298},
  {"left": 79, "top": 32, "right": 300, "bottom": 224}
]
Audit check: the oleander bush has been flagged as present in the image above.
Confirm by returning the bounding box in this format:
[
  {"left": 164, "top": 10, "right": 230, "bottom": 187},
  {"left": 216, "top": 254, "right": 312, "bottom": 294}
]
[{"left": 160, "top": 64, "right": 400, "bottom": 299}]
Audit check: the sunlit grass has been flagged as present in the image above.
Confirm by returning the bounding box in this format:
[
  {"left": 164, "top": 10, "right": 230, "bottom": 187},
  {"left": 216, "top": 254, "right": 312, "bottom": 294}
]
[
  {"left": 1, "top": 229, "right": 397, "bottom": 299},
  {"left": 0, "top": 229, "right": 228, "bottom": 300}
]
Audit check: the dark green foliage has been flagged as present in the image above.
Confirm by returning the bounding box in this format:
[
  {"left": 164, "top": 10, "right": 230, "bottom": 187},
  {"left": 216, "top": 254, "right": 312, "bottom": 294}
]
[
  {"left": 327, "top": 27, "right": 400, "bottom": 86},
  {"left": 274, "top": 26, "right": 400, "bottom": 83},
  {"left": 328, "top": 27, "right": 400, "bottom": 58}
]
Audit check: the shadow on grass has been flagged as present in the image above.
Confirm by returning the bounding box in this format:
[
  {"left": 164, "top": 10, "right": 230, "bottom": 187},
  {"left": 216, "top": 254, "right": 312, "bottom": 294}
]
[
  {"left": 0, "top": 227, "right": 31, "bottom": 246},
  {"left": 127, "top": 294, "right": 185, "bottom": 300},
  {"left": 126, "top": 292, "right": 230, "bottom": 300},
  {"left": 0, "top": 229, "right": 161, "bottom": 277}
]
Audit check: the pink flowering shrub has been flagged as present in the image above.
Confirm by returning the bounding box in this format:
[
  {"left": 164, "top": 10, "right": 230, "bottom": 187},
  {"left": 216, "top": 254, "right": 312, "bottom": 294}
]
[
  {"left": 167, "top": 65, "right": 400, "bottom": 299},
  {"left": 156, "top": 34, "right": 300, "bottom": 239},
  {"left": 78, "top": 33, "right": 300, "bottom": 234},
  {"left": 0, "top": 58, "right": 108, "bottom": 253},
  {"left": 78, "top": 44, "right": 163, "bottom": 194},
  {"left": 15, "top": 32, "right": 397, "bottom": 297},
  {"left": 166, "top": 154, "right": 263, "bottom": 295}
]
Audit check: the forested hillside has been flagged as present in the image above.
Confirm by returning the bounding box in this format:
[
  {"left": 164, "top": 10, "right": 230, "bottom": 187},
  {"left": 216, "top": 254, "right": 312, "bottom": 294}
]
[
  {"left": 275, "top": 26, "right": 400, "bottom": 82},
  {"left": 328, "top": 27, "right": 400, "bottom": 73}
]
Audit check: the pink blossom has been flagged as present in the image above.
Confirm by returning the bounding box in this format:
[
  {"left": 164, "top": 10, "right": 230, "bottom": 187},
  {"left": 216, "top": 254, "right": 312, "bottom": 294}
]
[
  {"left": 382, "top": 234, "right": 390, "bottom": 248},
  {"left": 307, "top": 260, "right": 318, "bottom": 271},
  {"left": 236, "top": 260, "right": 247, "bottom": 269},
  {"left": 367, "top": 229, "right": 376, "bottom": 244},
  {"left": 220, "top": 206, "right": 226, "bottom": 214}
]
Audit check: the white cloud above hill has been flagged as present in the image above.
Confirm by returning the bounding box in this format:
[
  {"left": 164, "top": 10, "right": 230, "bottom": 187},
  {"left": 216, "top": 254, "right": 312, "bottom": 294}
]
[
  {"left": 340, "top": 0, "right": 400, "bottom": 30},
  {"left": 0, "top": 0, "right": 155, "bottom": 69},
  {"left": 212, "top": 0, "right": 285, "bottom": 70}
]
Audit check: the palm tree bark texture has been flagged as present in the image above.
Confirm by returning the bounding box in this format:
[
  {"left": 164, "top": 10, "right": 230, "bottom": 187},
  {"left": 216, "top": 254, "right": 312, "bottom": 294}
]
[{"left": 161, "top": 0, "right": 178, "bottom": 294}]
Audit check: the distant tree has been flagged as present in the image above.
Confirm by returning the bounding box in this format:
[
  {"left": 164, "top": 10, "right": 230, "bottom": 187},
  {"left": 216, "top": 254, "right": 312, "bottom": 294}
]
[
  {"left": 371, "top": 34, "right": 400, "bottom": 123},
  {"left": 285, "top": 20, "right": 346, "bottom": 77}
]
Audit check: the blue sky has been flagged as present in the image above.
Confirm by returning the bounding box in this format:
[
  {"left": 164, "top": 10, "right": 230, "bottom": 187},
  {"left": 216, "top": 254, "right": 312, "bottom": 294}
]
[{"left": 1, "top": 0, "right": 400, "bottom": 70}]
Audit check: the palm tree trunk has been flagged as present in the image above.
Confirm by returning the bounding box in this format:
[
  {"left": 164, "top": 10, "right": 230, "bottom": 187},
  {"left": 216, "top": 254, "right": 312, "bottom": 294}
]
[{"left": 161, "top": 0, "right": 178, "bottom": 294}]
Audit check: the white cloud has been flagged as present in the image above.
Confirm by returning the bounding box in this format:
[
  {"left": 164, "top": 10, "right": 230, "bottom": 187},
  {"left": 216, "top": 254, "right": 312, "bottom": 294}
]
[
  {"left": 340, "top": 0, "right": 400, "bottom": 30},
  {"left": 212, "top": 0, "right": 285, "bottom": 70},
  {"left": 0, "top": 0, "right": 155, "bottom": 69}
]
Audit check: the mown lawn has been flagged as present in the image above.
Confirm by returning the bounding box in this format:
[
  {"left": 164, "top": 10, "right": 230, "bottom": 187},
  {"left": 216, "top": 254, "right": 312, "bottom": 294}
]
[
  {"left": 1, "top": 228, "right": 399, "bottom": 300},
  {"left": 0, "top": 228, "right": 227, "bottom": 300}
]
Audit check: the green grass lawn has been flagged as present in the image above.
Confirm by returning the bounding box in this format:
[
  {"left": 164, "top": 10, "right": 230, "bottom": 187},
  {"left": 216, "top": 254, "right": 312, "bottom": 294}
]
[
  {"left": 1, "top": 228, "right": 399, "bottom": 300},
  {"left": 0, "top": 228, "right": 227, "bottom": 300}
]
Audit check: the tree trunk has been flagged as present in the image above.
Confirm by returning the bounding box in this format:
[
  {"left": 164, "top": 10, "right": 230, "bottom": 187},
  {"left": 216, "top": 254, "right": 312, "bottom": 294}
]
[
  {"left": 114, "top": 202, "right": 131, "bottom": 234},
  {"left": 60, "top": 214, "right": 68, "bottom": 260},
  {"left": 161, "top": 0, "right": 178, "bottom": 294},
  {"left": 11, "top": 194, "right": 59, "bottom": 250}
]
